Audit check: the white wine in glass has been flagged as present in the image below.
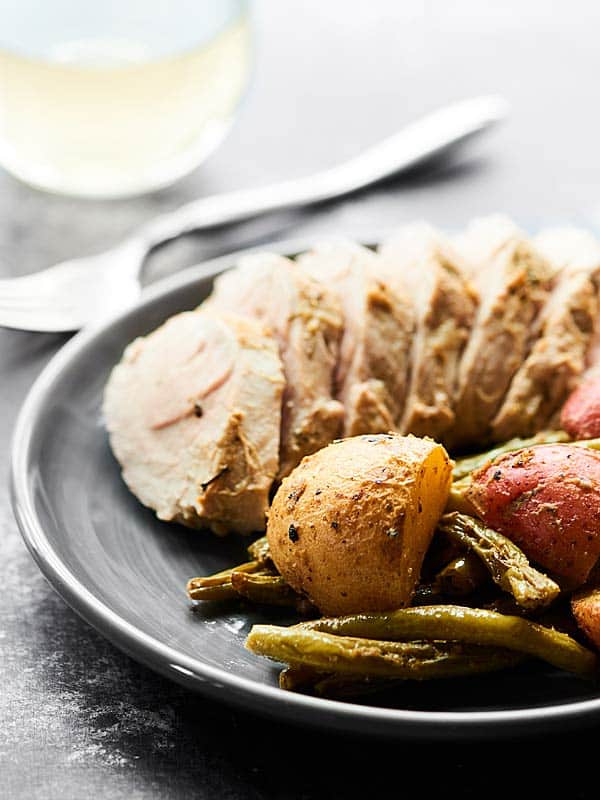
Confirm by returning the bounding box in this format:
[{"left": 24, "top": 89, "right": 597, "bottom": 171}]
[{"left": 0, "top": 0, "right": 252, "bottom": 197}]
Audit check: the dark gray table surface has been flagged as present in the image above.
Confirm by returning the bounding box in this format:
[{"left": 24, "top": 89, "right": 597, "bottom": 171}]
[{"left": 4, "top": 3, "right": 600, "bottom": 797}]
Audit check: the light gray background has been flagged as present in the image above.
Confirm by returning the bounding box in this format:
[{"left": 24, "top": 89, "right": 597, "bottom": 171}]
[{"left": 3, "top": 2, "right": 600, "bottom": 798}]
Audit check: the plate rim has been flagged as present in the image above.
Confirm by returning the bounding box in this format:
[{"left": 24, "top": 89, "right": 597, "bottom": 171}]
[{"left": 11, "top": 238, "right": 600, "bottom": 739}]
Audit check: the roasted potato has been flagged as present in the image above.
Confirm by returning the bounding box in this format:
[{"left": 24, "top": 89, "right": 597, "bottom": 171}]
[
  {"left": 466, "top": 444, "right": 600, "bottom": 585},
  {"left": 572, "top": 582, "right": 600, "bottom": 651},
  {"left": 561, "top": 373, "right": 600, "bottom": 439},
  {"left": 266, "top": 433, "right": 453, "bottom": 615}
]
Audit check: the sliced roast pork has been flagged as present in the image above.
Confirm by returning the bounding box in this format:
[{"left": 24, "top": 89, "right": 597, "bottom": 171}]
[
  {"left": 206, "top": 253, "right": 344, "bottom": 477},
  {"left": 298, "top": 240, "right": 414, "bottom": 436},
  {"left": 491, "top": 227, "right": 600, "bottom": 440},
  {"left": 378, "top": 222, "right": 477, "bottom": 442},
  {"left": 103, "top": 310, "right": 285, "bottom": 535},
  {"left": 449, "top": 216, "right": 555, "bottom": 450}
]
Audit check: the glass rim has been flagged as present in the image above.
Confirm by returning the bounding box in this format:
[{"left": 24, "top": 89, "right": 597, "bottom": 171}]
[{"left": 0, "top": 0, "right": 250, "bottom": 68}]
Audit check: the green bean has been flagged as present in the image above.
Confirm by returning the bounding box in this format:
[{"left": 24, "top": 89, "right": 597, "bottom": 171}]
[
  {"left": 279, "top": 666, "right": 406, "bottom": 698},
  {"left": 434, "top": 552, "right": 489, "bottom": 597},
  {"left": 187, "top": 555, "right": 313, "bottom": 611},
  {"left": 411, "top": 582, "right": 448, "bottom": 606},
  {"left": 452, "top": 430, "right": 570, "bottom": 480},
  {"left": 187, "top": 582, "right": 239, "bottom": 602},
  {"left": 246, "top": 624, "right": 524, "bottom": 679},
  {"left": 437, "top": 512, "right": 560, "bottom": 610},
  {"left": 280, "top": 656, "right": 533, "bottom": 697},
  {"left": 572, "top": 437, "right": 600, "bottom": 452},
  {"left": 247, "top": 535, "right": 272, "bottom": 565},
  {"left": 187, "top": 560, "right": 262, "bottom": 601},
  {"left": 230, "top": 570, "right": 303, "bottom": 607},
  {"left": 483, "top": 595, "right": 533, "bottom": 618},
  {"left": 445, "top": 479, "right": 478, "bottom": 516},
  {"left": 278, "top": 665, "right": 321, "bottom": 692},
  {"left": 300, "top": 605, "right": 597, "bottom": 677}
]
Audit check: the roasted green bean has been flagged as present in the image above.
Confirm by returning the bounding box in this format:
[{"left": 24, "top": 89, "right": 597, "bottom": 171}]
[
  {"left": 434, "top": 552, "right": 489, "bottom": 597},
  {"left": 187, "top": 554, "right": 313, "bottom": 611},
  {"left": 279, "top": 666, "right": 405, "bottom": 698},
  {"left": 247, "top": 535, "right": 272, "bottom": 565},
  {"left": 187, "top": 560, "right": 263, "bottom": 601},
  {"left": 445, "top": 478, "right": 478, "bottom": 516},
  {"left": 299, "top": 604, "right": 597, "bottom": 677},
  {"left": 437, "top": 512, "right": 560, "bottom": 610},
  {"left": 230, "top": 570, "right": 304, "bottom": 607},
  {"left": 247, "top": 624, "right": 524, "bottom": 680}
]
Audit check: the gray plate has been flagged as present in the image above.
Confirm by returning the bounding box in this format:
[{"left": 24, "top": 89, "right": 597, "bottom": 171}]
[{"left": 10, "top": 240, "right": 600, "bottom": 740}]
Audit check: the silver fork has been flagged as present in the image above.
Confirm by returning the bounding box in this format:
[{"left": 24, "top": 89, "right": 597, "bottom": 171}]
[{"left": 0, "top": 95, "right": 508, "bottom": 333}]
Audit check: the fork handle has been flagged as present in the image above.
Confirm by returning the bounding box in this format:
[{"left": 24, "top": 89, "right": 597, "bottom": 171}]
[{"left": 135, "top": 95, "right": 508, "bottom": 250}]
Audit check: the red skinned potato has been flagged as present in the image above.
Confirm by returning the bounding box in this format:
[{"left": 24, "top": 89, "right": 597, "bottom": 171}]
[
  {"left": 561, "top": 373, "right": 600, "bottom": 439},
  {"left": 465, "top": 444, "right": 600, "bottom": 585}
]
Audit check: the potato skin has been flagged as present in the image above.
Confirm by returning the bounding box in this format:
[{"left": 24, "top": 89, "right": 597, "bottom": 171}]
[
  {"left": 266, "top": 433, "right": 452, "bottom": 615},
  {"left": 466, "top": 444, "right": 600, "bottom": 585},
  {"left": 561, "top": 374, "right": 600, "bottom": 439},
  {"left": 572, "top": 585, "right": 600, "bottom": 651}
]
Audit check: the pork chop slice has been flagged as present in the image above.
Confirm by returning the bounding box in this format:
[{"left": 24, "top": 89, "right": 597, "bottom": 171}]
[
  {"left": 103, "top": 310, "right": 285, "bottom": 535},
  {"left": 206, "top": 253, "right": 344, "bottom": 477},
  {"left": 378, "top": 222, "right": 477, "bottom": 442},
  {"left": 449, "top": 215, "right": 555, "bottom": 450},
  {"left": 298, "top": 240, "right": 414, "bottom": 436},
  {"left": 491, "top": 227, "right": 600, "bottom": 440}
]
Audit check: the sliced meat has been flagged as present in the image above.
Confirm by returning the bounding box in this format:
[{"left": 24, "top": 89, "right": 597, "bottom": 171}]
[
  {"left": 550, "top": 233, "right": 600, "bottom": 383},
  {"left": 378, "top": 222, "right": 477, "bottom": 442},
  {"left": 206, "top": 253, "right": 344, "bottom": 477},
  {"left": 449, "top": 215, "right": 555, "bottom": 450},
  {"left": 491, "top": 227, "right": 600, "bottom": 440},
  {"left": 103, "top": 310, "right": 285, "bottom": 535},
  {"left": 298, "top": 240, "right": 414, "bottom": 436}
]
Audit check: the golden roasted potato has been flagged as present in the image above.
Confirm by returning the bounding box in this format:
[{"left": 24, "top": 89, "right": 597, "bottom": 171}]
[
  {"left": 266, "top": 433, "right": 453, "bottom": 615},
  {"left": 572, "top": 586, "right": 600, "bottom": 651},
  {"left": 571, "top": 563, "right": 600, "bottom": 650}
]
